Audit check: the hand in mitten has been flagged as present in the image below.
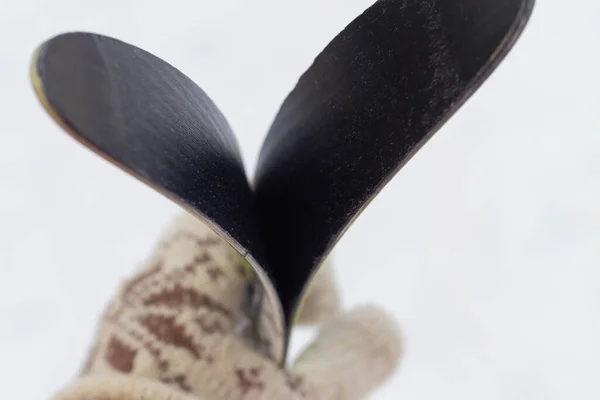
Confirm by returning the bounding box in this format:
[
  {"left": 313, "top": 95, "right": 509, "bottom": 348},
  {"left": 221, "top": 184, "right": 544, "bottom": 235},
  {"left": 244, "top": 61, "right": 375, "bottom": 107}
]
[{"left": 51, "top": 212, "right": 402, "bottom": 400}]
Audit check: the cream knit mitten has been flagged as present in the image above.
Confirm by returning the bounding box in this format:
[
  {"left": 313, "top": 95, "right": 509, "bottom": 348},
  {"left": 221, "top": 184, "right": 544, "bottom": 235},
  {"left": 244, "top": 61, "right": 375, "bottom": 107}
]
[{"left": 51, "top": 212, "right": 402, "bottom": 400}]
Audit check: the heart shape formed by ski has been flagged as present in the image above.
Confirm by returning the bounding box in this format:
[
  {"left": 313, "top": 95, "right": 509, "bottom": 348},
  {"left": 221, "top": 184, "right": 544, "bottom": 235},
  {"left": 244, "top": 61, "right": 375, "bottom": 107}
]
[{"left": 31, "top": 0, "right": 534, "bottom": 363}]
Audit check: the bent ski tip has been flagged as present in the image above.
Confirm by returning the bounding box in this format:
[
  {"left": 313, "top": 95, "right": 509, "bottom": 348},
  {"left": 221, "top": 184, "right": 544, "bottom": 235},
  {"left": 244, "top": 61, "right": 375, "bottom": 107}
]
[
  {"left": 30, "top": 44, "right": 67, "bottom": 136},
  {"left": 29, "top": 33, "right": 288, "bottom": 365}
]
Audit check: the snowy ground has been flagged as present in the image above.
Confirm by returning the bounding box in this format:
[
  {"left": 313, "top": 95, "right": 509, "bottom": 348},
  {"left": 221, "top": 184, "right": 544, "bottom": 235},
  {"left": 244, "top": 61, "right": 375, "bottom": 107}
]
[{"left": 0, "top": 0, "right": 598, "bottom": 399}]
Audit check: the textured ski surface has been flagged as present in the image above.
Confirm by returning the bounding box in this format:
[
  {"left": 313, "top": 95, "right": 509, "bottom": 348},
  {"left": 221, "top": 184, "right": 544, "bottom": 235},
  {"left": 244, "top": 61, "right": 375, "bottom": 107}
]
[
  {"left": 31, "top": 33, "right": 285, "bottom": 362},
  {"left": 256, "top": 0, "right": 534, "bottom": 327},
  {"left": 31, "top": 0, "right": 534, "bottom": 359}
]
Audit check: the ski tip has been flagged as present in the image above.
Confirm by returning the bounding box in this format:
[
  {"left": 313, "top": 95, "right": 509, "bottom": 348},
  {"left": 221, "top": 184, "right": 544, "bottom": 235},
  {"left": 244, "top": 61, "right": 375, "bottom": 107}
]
[
  {"left": 29, "top": 33, "right": 86, "bottom": 137},
  {"left": 29, "top": 33, "right": 289, "bottom": 365},
  {"left": 30, "top": 33, "right": 96, "bottom": 134}
]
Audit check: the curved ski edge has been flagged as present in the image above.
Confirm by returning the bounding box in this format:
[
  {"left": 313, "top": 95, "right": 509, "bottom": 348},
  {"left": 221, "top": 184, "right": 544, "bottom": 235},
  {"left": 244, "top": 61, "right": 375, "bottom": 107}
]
[
  {"left": 286, "top": 0, "right": 536, "bottom": 332},
  {"left": 29, "top": 42, "right": 287, "bottom": 365}
]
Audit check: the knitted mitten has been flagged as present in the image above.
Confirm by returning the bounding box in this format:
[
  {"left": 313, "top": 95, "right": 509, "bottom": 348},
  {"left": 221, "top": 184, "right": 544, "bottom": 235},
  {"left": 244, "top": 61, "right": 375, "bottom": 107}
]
[{"left": 51, "top": 212, "right": 402, "bottom": 400}]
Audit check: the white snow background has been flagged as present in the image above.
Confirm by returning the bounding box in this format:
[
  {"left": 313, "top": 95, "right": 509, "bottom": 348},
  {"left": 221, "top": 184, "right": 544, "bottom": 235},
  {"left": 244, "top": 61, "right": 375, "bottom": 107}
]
[{"left": 0, "top": 0, "right": 598, "bottom": 398}]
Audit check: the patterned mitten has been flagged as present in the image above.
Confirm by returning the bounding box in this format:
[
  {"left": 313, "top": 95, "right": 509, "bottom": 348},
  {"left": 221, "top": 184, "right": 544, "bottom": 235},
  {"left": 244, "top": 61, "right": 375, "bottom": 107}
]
[{"left": 51, "top": 212, "right": 402, "bottom": 400}]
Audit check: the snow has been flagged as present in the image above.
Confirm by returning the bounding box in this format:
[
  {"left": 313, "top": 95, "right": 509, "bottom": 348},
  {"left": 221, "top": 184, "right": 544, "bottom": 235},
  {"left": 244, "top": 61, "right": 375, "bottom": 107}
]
[{"left": 0, "top": 0, "right": 598, "bottom": 398}]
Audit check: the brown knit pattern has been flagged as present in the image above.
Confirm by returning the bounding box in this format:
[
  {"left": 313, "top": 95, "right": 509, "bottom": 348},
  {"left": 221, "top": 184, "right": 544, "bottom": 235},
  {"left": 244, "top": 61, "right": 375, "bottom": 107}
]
[
  {"left": 52, "top": 213, "right": 402, "bottom": 400},
  {"left": 79, "top": 213, "right": 287, "bottom": 397}
]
